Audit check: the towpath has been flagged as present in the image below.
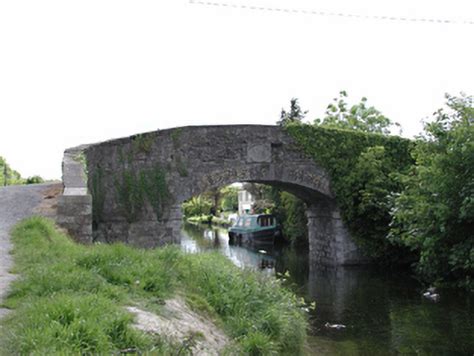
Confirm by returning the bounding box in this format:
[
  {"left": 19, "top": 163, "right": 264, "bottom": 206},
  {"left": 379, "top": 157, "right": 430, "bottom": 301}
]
[{"left": 0, "top": 183, "right": 61, "bottom": 318}]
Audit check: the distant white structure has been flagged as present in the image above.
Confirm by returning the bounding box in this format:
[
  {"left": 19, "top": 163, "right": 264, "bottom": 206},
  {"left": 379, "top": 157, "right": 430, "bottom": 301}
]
[
  {"left": 238, "top": 189, "right": 255, "bottom": 215},
  {"left": 227, "top": 212, "right": 239, "bottom": 225}
]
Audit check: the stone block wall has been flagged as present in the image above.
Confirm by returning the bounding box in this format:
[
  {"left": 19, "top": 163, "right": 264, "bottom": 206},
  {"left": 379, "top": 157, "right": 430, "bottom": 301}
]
[
  {"left": 56, "top": 146, "right": 93, "bottom": 244},
  {"left": 306, "top": 200, "right": 368, "bottom": 265}
]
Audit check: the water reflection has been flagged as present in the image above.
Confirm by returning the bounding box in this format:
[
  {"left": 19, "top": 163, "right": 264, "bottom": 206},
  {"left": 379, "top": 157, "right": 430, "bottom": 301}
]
[
  {"left": 180, "top": 223, "right": 275, "bottom": 269},
  {"left": 180, "top": 223, "right": 474, "bottom": 355}
]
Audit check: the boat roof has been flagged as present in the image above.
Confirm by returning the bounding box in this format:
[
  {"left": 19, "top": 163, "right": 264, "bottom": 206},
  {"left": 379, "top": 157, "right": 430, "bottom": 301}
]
[{"left": 239, "top": 214, "right": 275, "bottom": 218}]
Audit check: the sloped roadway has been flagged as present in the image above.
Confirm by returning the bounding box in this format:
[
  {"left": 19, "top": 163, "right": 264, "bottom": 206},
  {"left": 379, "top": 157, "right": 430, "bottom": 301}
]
[{"left": 0, "top": 183, "right": 57, "bottom": 318}]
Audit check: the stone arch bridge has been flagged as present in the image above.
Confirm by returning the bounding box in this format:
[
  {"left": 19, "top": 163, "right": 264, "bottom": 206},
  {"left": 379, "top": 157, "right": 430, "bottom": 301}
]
[{"left": 58, "top": 125, "right": 366, "bottom": 265}]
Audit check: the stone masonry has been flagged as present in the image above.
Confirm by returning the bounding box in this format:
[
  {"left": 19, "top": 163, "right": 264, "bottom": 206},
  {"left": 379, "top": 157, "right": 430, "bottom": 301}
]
[
  {"left": 58, "top": 125, "right": 367, "bottom": 265},
  {"left": 57, "top": 146, "right": 92, "bottom": 244}
]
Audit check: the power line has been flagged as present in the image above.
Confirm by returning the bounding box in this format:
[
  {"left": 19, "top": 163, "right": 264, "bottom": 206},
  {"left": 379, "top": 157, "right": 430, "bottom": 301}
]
[{"left": 188, "top": 0, "right": 474, "bottom": 25}]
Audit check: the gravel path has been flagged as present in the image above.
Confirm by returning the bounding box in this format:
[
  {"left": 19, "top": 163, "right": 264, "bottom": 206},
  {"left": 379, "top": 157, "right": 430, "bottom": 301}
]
[{"left": 0, "top": 183, "right": 58, "bottom": 318}]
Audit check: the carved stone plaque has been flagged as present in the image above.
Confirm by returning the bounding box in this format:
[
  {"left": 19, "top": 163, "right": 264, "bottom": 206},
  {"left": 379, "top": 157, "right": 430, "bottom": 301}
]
[{"left": 247, "top": 143, "right": 271, "bottom": 163}]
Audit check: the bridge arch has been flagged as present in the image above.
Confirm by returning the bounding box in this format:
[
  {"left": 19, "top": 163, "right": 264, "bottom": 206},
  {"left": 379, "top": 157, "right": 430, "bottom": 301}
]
[{"left": 59, "top": 125, "right": 366, "bottom": 265}]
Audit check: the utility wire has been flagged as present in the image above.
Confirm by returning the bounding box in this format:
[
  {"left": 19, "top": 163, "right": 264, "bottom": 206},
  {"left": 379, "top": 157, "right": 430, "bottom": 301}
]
[{"left": 188, "top": 0, "right": 474, "bottom": 25}]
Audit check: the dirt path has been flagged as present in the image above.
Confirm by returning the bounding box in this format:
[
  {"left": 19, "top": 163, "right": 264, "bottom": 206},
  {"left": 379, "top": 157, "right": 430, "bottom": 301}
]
[
  {"left": 127, "top": 298, "right": 230, "bottom": 355},
  {"left": 0, "top": 183, "right": 61, "bottom": 318}
]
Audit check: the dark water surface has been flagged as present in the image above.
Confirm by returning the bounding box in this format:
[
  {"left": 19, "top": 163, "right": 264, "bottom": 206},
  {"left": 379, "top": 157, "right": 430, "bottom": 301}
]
[{"left": 180, "top": 224, "right": 474, "bottom": 355}]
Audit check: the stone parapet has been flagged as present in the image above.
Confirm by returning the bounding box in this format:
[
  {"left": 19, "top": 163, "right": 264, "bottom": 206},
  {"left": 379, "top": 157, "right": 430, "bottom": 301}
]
[{"left": 57, "top": 146, "right": 93, "bottom": 244}]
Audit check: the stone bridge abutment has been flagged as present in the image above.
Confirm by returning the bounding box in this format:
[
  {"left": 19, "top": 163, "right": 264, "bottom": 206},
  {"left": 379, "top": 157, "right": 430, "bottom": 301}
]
[{"left": 58, "top": 125, "right": 366, "bottom": 265}]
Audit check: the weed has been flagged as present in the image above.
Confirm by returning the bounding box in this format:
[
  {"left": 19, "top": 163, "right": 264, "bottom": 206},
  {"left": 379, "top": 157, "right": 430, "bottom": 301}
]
[
  {"left": 0, "top": 217, "right": 307, "bottom": 355},
  {"left": 132, "top": 134, "right": 154, "bottom": 154}
]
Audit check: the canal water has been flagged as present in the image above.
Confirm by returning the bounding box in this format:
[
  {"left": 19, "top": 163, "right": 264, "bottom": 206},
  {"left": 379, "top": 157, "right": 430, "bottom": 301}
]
[{"left": 180, "top": 223, "right": 474, "bottom": 355}]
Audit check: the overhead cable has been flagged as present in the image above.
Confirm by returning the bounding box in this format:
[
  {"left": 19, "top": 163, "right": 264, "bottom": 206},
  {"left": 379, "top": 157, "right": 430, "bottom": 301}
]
[{"left": 188, "top": 0, "right": 474, "bottom": 25}]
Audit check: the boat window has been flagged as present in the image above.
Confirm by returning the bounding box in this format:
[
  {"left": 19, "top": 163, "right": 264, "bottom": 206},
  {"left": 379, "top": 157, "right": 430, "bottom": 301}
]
[
  {"left": 258, "top": 216, "right": 274, "bottom": 227},
  {"left": 244, "top": 218, "right": 252, "bottom": 227},
  {"left": 237, "top": 218, "right": 244, "bottom": 227}
]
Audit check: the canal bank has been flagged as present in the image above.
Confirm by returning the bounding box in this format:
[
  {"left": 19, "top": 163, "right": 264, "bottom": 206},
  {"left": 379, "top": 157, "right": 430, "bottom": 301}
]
[
  {"left": 0, "top": 217, "right": 308, "bottom": 355},
  {"left": 181, "top": 223, "right": 474, "bottom": 355}
]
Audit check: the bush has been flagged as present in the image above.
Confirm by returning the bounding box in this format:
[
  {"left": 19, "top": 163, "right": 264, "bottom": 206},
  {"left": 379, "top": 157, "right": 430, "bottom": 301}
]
[{"left": 25, "top": 175, "right": 44, "bottom": 184}]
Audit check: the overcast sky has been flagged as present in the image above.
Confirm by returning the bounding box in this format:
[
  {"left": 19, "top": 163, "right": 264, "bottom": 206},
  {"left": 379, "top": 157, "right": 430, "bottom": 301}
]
[{"left": 1, "top": 0, "right": 473, "bottom": 179}]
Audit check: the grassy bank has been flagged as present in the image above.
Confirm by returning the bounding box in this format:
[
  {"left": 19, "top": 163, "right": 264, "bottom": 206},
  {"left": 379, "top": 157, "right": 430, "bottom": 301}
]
[{"left": 0, "top": 217, "right": 307, "bottom": 355}]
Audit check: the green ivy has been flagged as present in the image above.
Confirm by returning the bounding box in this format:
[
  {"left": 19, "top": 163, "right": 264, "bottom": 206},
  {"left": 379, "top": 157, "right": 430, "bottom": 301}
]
[
  {"left": 285, "top": 123, "right": 414, "bottom": 261},
  {"left": 73, "top": 152, "right": 88, "bottom": 177},
  {"left": 131, "top": 134, "right": 154, "bottom": 154},
  {"left": 91, "top": 166, "right": 105, "bottom": 224},
  {"left": 142, "top": 166, "right": 170, "bottom": 220},
  {"left": 170, "top": 128, "right": 182, "bottom": 149},
  {"left": 175, "top": 156, "right": 188, "bottom": 177},
  {"left": 114, "top": 165, "right": 170, "bottom": 223}
]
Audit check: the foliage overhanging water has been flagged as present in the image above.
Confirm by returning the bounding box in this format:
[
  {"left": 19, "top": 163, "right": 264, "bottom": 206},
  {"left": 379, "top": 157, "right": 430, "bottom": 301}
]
[{"left": 180, "top": 223, "right": 474, "bottom": 355}]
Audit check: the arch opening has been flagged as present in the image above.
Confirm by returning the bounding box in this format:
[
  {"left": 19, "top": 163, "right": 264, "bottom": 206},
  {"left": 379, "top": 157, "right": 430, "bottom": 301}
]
[{"left": 74, "top": 125, "right": 367, "bottom": 265}]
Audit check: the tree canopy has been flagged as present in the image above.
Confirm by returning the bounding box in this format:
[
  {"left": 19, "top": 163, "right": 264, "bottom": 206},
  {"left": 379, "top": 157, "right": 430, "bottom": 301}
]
[
  {"left": 277, "top": 98, "right": 307, "bottom": 126},
  {"left": 314, "top": 91, "right": 400, "bottom": 135},
  {"left": 0, "top": 156, "right": 23, "bottom": 186},
  {"left": 389, "top": 94, "right": 474, "bottom": 290}
]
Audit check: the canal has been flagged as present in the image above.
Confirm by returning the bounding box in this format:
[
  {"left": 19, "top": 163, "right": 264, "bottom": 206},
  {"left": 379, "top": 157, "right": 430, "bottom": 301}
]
[{"left": 180, "top": 223, "right": 474, "bottom": 355}]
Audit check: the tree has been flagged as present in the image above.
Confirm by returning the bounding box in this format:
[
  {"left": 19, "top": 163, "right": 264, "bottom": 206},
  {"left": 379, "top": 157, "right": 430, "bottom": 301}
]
[
  {"left": 0, "top": 156, "right": 23, "bottom": 186},
  {"left": 314, "top": 91, "right": 400, "bottom": 135},
  {"left": 201, "top": 188, "right": 221, "bottom": 216},
  {"left": 220, "top": 186, "right": 239, "bottom": 212},
  {"left": 277, "top": 98, "right": 307, "bottom": 126},
  {"left": 278, "top": 192, "right": 307, "bottom": 246},
  {"left": 182, "top": 196, "right": 212, "bottom": 217},
  {"left": 389, "top": 94, "right": 474, "bottom": 290},
  {"left": 25, "top": 175, "right": 44, "bottom": 184}
]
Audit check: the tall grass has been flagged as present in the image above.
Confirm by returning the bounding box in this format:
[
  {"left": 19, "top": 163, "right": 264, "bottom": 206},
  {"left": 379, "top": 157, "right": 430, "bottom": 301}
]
[{"left": 0, "top": 217, "right": 307, "bottom": 355}]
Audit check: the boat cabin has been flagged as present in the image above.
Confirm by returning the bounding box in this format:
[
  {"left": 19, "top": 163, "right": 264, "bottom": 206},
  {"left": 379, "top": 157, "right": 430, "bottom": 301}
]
[{"left": 228, "top": 214, "right": 280, "bottom": 244}]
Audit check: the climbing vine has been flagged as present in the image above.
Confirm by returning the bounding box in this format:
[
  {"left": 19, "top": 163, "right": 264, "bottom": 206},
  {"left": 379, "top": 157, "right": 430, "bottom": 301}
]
[
  {"left": 175, "top": 156, "right": 188, "bottom": 177},
  {"left": 114, "top": 164, "right": 170, "bottom": 223},
  {"left": 285, "top": 123, "right": 414, "bottom": 261},
  {"left": 170, "top": 128, "right": 182, "bottom": 149},
  {"left": 91, "top": 166, "right": 105, "bottom": 224},
  {"left": 131, "top": 133, "right": 154, "bottom": 154},
  {"left": 73, "top": 152, "right": 88, "bottom": 177}
]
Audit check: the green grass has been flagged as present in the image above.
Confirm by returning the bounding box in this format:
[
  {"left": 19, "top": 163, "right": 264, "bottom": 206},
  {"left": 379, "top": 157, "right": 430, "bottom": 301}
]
[{"left": 0, "top": 217, "right": 307, "bottom": 355}]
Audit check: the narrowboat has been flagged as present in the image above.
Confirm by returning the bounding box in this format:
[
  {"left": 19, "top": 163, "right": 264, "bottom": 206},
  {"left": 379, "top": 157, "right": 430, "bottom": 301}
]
[{"left": 228, "top": 214, "right": 281, "bottom": 245}]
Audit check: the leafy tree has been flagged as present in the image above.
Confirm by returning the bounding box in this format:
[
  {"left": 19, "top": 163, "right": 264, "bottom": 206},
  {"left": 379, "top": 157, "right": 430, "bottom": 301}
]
[
  {"left": 201, "top": 188, "right": 221, "bottom": 216},
  {"left": 25, "top": 175, "right": 44, "bottom": 184},
  {"left": 314, "top": 91, "right": 400, "bottom": 135},
  {"left": 389, "top": 94, "right": 474, "bottom": 289},
  {"left": 0, "top": 156, "right": 23, "bottom": 186},
  {"left": 277, "top": 98, "right": 307, "bottom": 126},
  {"left": 278, "top": 192, "right": 308, "bottom": 247},
  {"left": 348, "top": 145, "right": 407, "bottom": 258},
  {"left": 220, "top": 186, "right": 239, "bottom": 212},
  {"left": 182, "top": 196, "right": 212, "bottom": 217}
]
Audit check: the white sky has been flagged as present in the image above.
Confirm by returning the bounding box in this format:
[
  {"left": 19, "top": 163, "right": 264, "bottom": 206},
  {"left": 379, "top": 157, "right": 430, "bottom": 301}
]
[{"left": 1, "top": 0, "right": 473, "bottom": 179}]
